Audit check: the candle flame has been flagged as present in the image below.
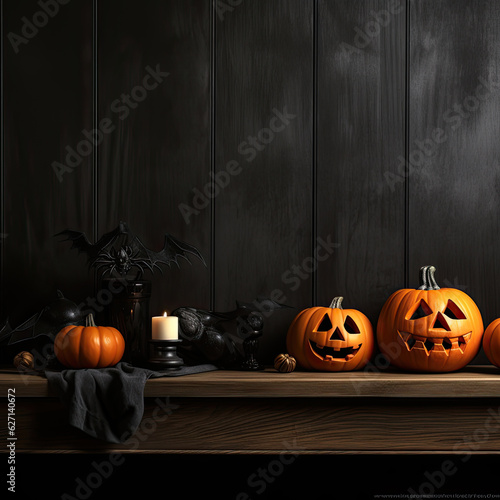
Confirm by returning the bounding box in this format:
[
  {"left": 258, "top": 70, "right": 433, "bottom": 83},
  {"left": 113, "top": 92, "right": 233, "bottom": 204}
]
[{"left": 163, "top": 311, "right": 167, "bottom": 317}]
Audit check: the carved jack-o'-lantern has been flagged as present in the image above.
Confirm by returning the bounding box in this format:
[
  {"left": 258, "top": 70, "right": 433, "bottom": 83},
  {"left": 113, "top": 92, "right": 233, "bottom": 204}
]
[
  {"left": 377, "top": 266, "right": 484, "bottom": 373},
  {"left": 286, "top": 297, "right": 374, "bottom": 371}
]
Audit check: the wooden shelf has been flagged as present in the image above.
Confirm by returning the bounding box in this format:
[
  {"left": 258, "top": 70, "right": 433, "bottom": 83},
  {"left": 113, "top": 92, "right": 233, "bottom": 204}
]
[
  {"left": 2, "top": 365, "right": 500, "bottom": 399},
  {"left": 3, "top": 365, "right": 500, "bottom": 454}
]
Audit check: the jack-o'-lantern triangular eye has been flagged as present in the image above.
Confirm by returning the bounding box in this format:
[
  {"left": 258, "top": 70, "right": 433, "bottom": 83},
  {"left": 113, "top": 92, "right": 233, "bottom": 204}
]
[
  {"left": 316, "top": 314, "right": 333, "bottom": 332},
  {"left": 408, "top": 299, "right": 432, "bottom": 320},
  {"left": 444, "top": 300, "right": 466, "bottom": 320},
  {"left": 344, "top": 316, "right": 360, "bottom": 334}
]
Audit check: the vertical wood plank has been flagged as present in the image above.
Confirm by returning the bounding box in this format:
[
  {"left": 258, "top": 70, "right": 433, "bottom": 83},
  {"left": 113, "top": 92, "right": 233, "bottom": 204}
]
[
  {"left": 97, "top": 0, "right": 211, "bottom": 316},
  {"left": 214, "top": 0, "right": 314, "bottom": 362},
  {"left": 316, "top": 0, "right": 407, "bottom": 323},
  {"left": 2, "top": 0, "right": 94, "bottom": 325},
  {"left": 408, "top": 0, "right": 500, "bottom": 363}
]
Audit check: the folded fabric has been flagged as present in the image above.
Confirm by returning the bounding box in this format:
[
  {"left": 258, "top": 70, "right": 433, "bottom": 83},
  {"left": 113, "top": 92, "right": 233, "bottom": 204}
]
[{"left": 45, "top": 362, "right": 217, "bottom": 444}]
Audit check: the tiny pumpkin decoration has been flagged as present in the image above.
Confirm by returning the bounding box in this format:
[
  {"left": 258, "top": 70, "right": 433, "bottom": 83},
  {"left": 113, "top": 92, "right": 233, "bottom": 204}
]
[
  {"left": 377, "top": 265, "right": 484, "bottom": 373},
  {"left": 482, "top": 319, "right": 500, "bottom": 368},
  {"left": 13, "top": 351, "right": 35, "bottom": 371},
  {"left": 54, "top": 314, "right": 125, "bottom": 369},
  {"left": 274, "top": 353, "right": 296, "bottom": 373},
  {"left": 286, "top": 297, "right": 374, "bottom": 371}
]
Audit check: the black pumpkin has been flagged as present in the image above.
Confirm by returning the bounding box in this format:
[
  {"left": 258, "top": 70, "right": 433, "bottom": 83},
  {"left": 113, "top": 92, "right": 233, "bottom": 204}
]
[{"left": 41, "top": 290, "right": 83, "bottom": 326}]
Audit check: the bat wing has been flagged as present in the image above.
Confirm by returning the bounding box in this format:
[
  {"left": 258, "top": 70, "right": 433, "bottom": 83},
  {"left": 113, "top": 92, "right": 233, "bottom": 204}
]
[
  {"left": 55, "top": 229, "right": 93, "bottom": 256},
  {"left": 55, "top": 222, "right": 127, "bottom": 264},
  {"left": 0, "top": 319, "right": 13, "bottom": 345},
  {"left": 130, "top": 233, "right": 206, "bottom": 273},
  {"left": 4, "top": 309, "right": 47, "bottom": 345}
]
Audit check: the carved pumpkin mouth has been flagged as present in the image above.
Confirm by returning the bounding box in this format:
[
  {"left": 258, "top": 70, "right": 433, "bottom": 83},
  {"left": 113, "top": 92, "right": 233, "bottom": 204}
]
[
  {"left": 309, "top": 340, "right": 362, "bottom": 362},
  {"left": 398, "top": 330, "right": 472, "bottom": 356}
]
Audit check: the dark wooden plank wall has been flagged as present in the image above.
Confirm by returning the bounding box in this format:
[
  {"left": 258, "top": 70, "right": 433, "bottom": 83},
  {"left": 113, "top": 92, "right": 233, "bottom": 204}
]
[
  {"left": 2, "top": 0, "right": 94, "bottom": 324},
  {"left": 2, "top": 0, "right": 500, "bottom": 364},
  {"left": 96, "top": 0, "right": 211, "bottom": 317},
  {"left": 214, "top": 0, "right": 313, "bottom": 357},
  {"left": 316, "top": 0, "right": 406, "bottom": 322}
]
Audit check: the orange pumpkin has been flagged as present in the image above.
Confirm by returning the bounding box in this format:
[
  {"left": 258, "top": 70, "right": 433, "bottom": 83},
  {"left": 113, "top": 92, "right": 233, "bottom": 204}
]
[
  {"left": 286, "top": 297, "right": 374, "bottom": 371},
  {"left": 377, "top": 265, "right": 484, "bottom": 373},
  {"left": 483, "top": 319, "right": 500, "bottom": 368},
  {"left": 54, "top": 314, "right": 125, "bottom": 369}
]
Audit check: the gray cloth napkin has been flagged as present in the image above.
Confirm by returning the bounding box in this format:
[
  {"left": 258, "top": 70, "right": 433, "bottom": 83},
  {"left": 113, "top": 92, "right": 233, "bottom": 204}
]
[{"left": 45, "top": 361, "right": 217, "bottom": 444}]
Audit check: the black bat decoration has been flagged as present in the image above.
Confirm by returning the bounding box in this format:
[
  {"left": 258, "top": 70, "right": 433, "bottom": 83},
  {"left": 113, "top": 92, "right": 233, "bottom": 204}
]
[
  {"left": 56, "top": 221, "right": 206, "bottom": 279},
  {"left": 55, "top": 221, "right": 126, "bottom": 265}
]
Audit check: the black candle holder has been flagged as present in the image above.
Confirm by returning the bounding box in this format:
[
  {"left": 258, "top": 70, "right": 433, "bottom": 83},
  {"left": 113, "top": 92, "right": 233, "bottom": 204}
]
[{"left": 148, "top": 339, "right": 184, "bottom": 370}]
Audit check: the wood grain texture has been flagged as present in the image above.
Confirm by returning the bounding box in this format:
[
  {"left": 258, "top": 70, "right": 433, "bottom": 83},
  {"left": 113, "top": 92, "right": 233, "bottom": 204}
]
[
  {"left": 3, "top": 366, "right": 500, "bottom": 398},
  {"left": 408, "top": 0, "right": 500, "bottom": 364},
  {"left": 4, "top": 396, "right": 500, "bottom": 454},
  {"left": 1, "top": 0, "right": 94, "bottom": 325},
  {"left": 214, "top": 0, "right": 314, "bottom": 361},
  {"left": 316, "top": 0, "right": 406, "bottom": 322},
  {"left": 97, "top": 0, "right": 211, "bottom": 316}
]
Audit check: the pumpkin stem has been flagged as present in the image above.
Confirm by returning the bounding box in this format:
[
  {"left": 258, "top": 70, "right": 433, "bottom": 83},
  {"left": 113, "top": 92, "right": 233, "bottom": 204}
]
[
  {"left": 85, "top": 313, "right": 97, "bottom": 327},
  {"left": 427, "top": 266, "right": 440, "bottom": 290},
  {"left": 329, "top": 297, "right": 344, "bottom": 309},
  {"left": 418, "top": 266, "right": 429, "bottom": 289},
  {"left": 418, "top": 265, "right": 440, "bottom": 290}
]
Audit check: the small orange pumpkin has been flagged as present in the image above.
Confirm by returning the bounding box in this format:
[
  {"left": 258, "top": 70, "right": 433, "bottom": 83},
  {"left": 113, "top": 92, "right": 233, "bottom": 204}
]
[
  {"left": 377, "top": 265, "right": 484, "bottom": 373},
  {"left": 286, "top": 297, "right": 374, "bottom": 371},
  {"left": 54, "top": 314, "right": 125, "bottom": 369},
  {"left": 483, "top": 319, "right": 500, "bottom": 368}
]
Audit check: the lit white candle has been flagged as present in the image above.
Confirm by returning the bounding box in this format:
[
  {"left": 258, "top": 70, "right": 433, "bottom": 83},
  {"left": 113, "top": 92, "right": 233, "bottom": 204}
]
[{"left": 152, "top": 312, "right": 178, "bottom": 340}]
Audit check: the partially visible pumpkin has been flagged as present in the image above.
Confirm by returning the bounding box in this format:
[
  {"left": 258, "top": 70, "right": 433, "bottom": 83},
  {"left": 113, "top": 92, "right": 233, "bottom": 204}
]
[
  {"left": 286, "top": 297, "right": 374, "bottom": 371},
  {"left": 377, "top": 265, "right": 484, "bottom": 373},
  {"left": 483, "top": 319, "right": 500, "bottom": 368},
  {"left": 54, "top": 314, "right": 125, "bottom": 369}
]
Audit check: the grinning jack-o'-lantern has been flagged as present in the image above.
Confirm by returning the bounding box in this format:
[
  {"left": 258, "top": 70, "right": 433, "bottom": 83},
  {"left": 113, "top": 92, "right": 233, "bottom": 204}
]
[
  {"left": 286, "top": 297, "right": 374, "bottom": 371},
  {"left": 377, "top": 265, "right": 484, "bottom": 373}
]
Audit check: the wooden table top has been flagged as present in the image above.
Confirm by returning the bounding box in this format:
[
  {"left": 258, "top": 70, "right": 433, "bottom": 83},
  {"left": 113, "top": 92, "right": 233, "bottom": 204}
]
[{"left": 2, "top": 365, "right": 500, "bottom": 398}]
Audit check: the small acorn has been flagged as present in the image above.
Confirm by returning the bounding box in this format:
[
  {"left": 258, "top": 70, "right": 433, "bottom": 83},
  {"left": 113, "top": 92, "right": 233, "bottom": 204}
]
[
  {"left": 274, "top": 353, "right": 296, "bottom": 373},
  {"left": 13, "top": 351, "right": 35, "bottom": 371}
]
